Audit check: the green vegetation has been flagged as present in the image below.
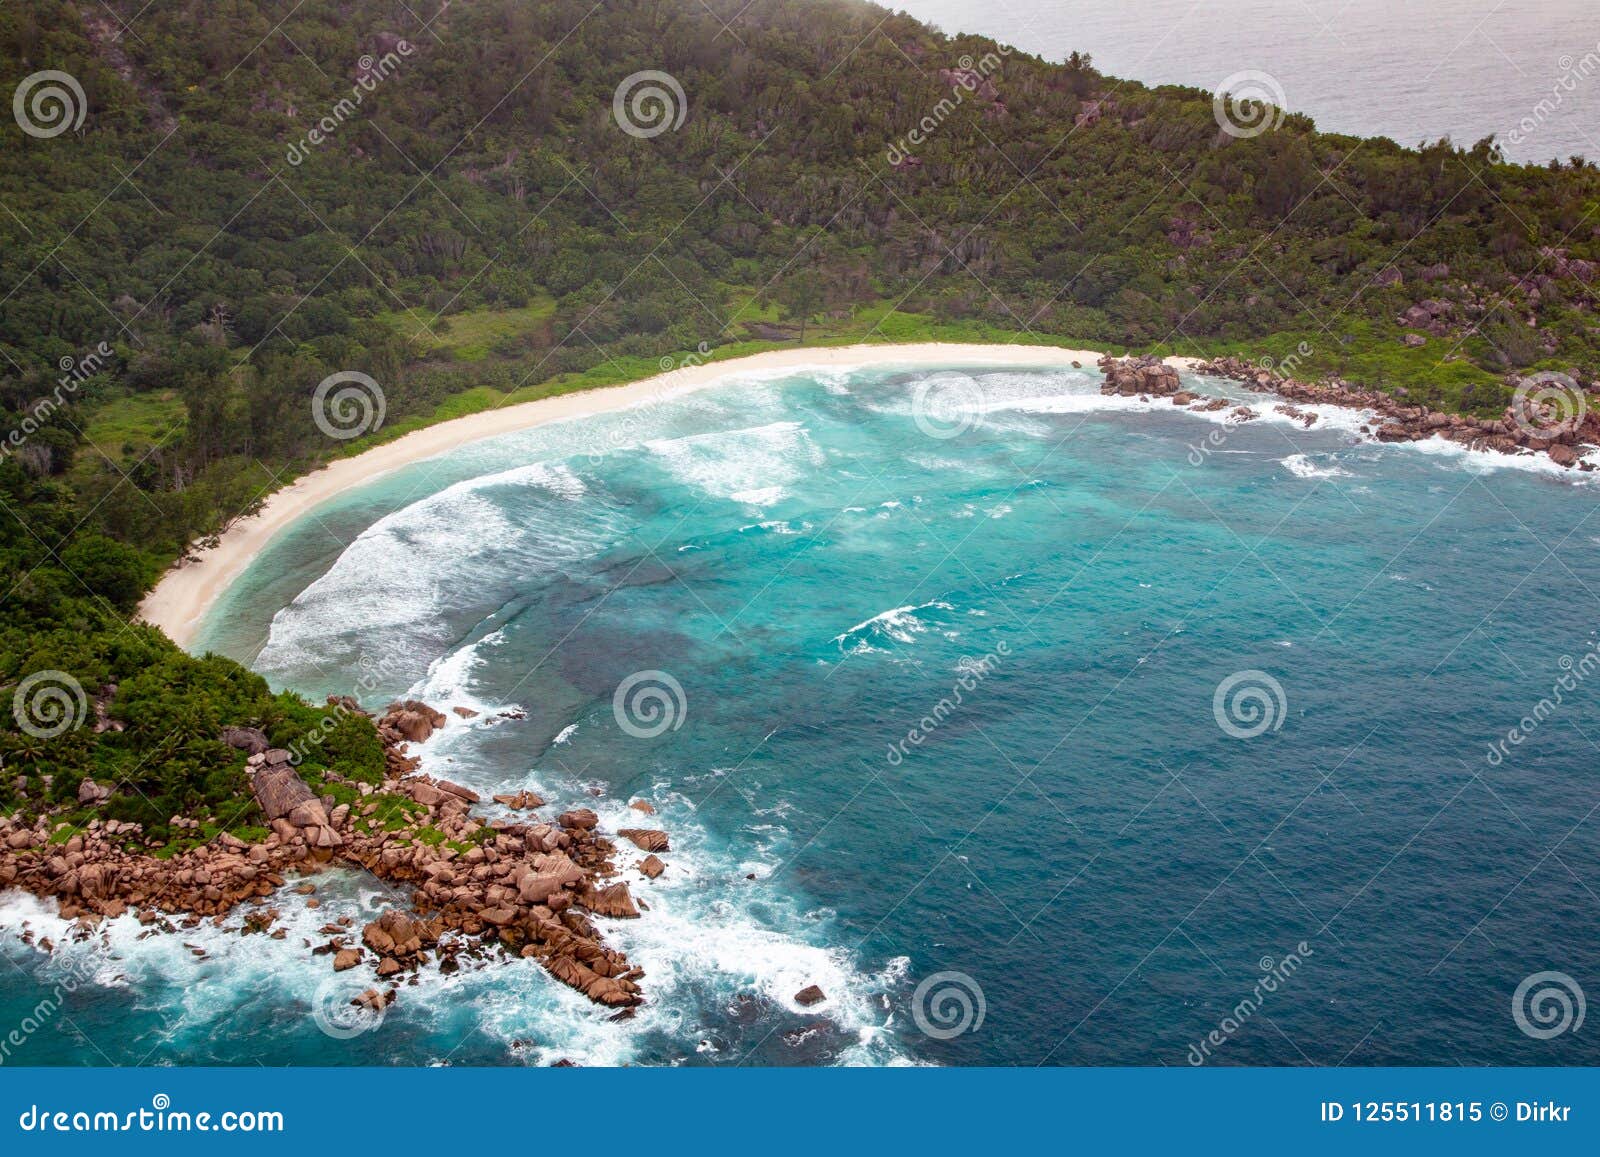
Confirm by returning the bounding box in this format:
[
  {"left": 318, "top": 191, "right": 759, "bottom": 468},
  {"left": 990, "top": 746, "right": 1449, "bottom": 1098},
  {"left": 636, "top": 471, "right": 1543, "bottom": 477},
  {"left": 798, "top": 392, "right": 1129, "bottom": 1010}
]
[
  {"left": 1, "top": 0, "right": 1597, "bottom": 842},
  {"left": 377, "top": 299, "right": 558, "bottom": 362}
]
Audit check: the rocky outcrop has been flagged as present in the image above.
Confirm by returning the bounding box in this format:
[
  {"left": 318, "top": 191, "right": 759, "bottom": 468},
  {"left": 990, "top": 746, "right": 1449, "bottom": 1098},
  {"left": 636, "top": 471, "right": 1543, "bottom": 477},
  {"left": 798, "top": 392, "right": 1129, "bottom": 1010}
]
[
  {"left": 1, "top": 705, "right": 656, "bottom": 1012},
  {"left": 577, "top": 882, "right": 640, "bottom": 920},
  {"left": 378, "top": 700, "right": 448, "bottom": 745},
  {"left": 77, "top": 778, "right": 112, "bottom": 806},
  {"left": 1098, "top": 354, "right": 1182, "bottom": 397},
  {"left": 617, "top": 829, "right": 669, "bottom": 853},
  {"left": 248, "top": 753, "right": 343, "bottom": 851},
  {"left": 493, "top": 790, "right": 544, "bottom": 810},
  {"left": 0, "top": 813, "right": 287, "bottom": 922},
  {"left": 401, "top": 775, "right": 480, "bottom": 808},
  {"left": 221, "top": 726, "right": 270, "bottom": 755},
  {"left": 1194, "top": 356, "right": 1597, "bottom": 470}
]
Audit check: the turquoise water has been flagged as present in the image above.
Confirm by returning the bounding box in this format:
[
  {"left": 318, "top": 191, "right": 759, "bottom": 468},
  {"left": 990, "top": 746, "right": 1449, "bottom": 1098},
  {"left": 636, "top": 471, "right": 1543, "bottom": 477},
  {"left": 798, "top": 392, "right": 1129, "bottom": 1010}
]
[{"left": 5, "top": 362, "right": 1600, "bottom": 1066}]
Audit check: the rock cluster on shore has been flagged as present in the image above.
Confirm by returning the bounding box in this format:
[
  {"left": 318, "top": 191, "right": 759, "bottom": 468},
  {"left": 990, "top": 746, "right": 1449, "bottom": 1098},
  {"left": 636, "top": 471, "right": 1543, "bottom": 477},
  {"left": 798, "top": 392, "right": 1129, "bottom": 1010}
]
[
  {"left": 1096, "top": 354, "right": 1597, "bottom": 470},
  {"left": 1098, "top": 353, "right": 1181, "bottom": 397},
  {"left": 0, "top": 697, "right": 671, "bottom": 1011}
]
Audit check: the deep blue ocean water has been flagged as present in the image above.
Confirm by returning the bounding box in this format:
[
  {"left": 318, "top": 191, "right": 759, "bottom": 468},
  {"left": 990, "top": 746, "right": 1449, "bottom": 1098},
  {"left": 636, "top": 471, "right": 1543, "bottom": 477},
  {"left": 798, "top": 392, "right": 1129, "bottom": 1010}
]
[{"left": 4, "top": 363, "right": 1599, "bottom": 1066}]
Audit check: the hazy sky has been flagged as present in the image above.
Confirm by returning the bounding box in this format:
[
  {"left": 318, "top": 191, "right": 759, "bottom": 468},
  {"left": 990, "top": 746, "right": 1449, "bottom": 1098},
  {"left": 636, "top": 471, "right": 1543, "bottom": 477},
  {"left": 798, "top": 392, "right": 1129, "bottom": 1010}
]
[{"left": 891, "top": 0, "right": 1598, "bottom": 161}]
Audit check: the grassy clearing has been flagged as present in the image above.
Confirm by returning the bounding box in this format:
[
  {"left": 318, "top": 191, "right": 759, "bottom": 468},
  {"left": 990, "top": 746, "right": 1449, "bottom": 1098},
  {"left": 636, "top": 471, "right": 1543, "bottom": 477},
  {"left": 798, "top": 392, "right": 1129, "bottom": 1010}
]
[
  {"left": 376, "top": 298, "right": 557, "bottom": 361},
  {"left": 77, "top": 388, "right": 186, "bottom": 459}
]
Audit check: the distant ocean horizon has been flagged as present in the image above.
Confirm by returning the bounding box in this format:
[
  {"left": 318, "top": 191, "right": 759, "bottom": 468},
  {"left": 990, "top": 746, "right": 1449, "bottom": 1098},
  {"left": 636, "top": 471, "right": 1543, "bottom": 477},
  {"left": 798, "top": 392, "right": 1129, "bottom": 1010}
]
[{"left": 895, "top": 0, "right": 1598, "bottom": 164}]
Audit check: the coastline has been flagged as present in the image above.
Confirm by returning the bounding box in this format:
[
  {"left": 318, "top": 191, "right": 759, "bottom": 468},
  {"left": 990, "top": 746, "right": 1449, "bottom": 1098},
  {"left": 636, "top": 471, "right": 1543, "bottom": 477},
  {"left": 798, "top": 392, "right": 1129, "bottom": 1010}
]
[{"left": 139, "top": 342, "right": 1187, "bottom": 648}]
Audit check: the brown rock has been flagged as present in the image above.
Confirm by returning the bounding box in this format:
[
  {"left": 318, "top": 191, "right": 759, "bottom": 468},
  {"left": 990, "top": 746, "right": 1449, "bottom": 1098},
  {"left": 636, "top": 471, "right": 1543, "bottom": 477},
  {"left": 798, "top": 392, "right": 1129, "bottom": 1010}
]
[
  {"left": 77, "top": 778, "right": 112, "bottom": 806},
  {"left": 518, "top": 873, "right": 568, "bottom": 904},
  {"left": 618, "top": 829, "right": 670, "bottom": 853},
  {"left": 494, "top": 791, "right": 545, "bottom": 810},
  {"left": 286, "top": 800, "right": 331, "bottom": 830},
  {"left": 220, "top": 726, "right": 270, "bottom": 755},
  {"left": 381, "top": 700, "right": 448, "bottom": 744},
  {"left": 434, "top": 779, "right": 480, "bottom": 804},
  {"left": 251, "top": 763, "right": 317, "bottom": 822},
  {"left": 579, "top": 883, "right": 640, "bottom": 919},
  {"left": 333, "top": 948, "right": 362, "bottom": 971},
  {"left": 558, "top": 809, "right": 599, "bottom": 830},
  {"left": 794, "top": 984, "right": 826, "bottom": 1007},
  {"left": 406, "top": 782, "right": 447, "bottom": 807},
  {"left": 639, "top": 855, "right": 666, "bottom": 880}
]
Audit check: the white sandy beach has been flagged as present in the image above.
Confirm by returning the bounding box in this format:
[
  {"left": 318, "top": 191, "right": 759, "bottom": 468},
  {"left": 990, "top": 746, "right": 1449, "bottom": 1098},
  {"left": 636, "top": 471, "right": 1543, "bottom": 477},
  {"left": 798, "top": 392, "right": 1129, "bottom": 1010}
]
[{"left": 140, "top": 342, "right": 1192, "bottom": 647}]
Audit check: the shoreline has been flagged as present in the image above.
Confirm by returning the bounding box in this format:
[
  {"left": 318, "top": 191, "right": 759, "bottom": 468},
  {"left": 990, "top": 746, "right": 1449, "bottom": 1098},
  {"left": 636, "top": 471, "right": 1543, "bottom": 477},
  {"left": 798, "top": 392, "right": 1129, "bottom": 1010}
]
[{"left": 139, "top": 342, "right": 1184, "bottom": 648}]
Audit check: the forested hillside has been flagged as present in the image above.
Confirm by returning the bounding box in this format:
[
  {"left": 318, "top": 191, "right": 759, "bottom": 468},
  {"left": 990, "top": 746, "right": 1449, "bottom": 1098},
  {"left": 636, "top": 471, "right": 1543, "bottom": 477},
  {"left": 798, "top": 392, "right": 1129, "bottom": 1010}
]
[{"left": 1, "top": 0, "right": 1597, "bottom": 836}]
